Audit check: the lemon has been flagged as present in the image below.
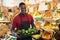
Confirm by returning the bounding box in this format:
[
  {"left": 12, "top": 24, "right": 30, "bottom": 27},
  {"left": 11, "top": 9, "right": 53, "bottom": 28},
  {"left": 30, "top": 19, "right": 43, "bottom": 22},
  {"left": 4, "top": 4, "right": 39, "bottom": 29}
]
[{"left": 32, "top": 34, "right": 41, "bottom": 39}]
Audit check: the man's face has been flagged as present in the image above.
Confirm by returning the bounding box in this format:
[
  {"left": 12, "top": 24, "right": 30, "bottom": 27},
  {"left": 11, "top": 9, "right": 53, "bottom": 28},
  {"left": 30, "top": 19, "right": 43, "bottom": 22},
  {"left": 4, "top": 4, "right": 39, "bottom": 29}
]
[{"left": 20, "top": 5, "right": 26, "bottom": 14}]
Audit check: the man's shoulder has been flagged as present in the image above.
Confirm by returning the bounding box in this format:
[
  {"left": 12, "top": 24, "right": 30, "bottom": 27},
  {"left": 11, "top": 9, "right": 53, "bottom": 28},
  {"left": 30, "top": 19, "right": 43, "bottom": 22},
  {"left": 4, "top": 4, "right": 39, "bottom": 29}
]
[
  {"left": 27, "top": 14, "right": 33, "bottom": 18},
  {"left": 27, "top": 13, "right": 32, "bottom": 17},
  {"left": 13, "top": 14, "right": 20, "bottom": 20}
]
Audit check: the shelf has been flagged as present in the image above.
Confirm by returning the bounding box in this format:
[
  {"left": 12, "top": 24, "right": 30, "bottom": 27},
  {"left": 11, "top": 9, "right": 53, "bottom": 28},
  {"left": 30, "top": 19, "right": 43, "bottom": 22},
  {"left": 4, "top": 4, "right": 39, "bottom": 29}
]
[{"left": 0, "top": 21, "right": 11, "bottom": 23}]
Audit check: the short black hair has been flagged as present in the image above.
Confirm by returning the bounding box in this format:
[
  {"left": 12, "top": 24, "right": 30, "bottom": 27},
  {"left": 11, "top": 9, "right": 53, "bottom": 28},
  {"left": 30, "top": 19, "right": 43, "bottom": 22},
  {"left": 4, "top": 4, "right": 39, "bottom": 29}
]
[{"left": 19, "top": 2, "right": 25, "bottom": 7}]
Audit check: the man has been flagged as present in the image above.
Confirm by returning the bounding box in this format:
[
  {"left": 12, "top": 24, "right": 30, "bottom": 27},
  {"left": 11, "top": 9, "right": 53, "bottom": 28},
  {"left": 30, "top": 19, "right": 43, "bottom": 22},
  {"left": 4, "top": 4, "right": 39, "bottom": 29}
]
[{"left": 11, "top": 2, "right": 35, "bottom": 40}]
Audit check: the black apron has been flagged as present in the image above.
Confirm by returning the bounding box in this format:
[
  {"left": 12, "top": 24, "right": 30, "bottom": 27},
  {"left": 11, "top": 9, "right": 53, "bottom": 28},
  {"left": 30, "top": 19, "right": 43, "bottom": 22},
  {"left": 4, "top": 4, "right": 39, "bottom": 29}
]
[
  {"left": 20, "top": 15, "right": 30, "bottom": 30},
  {"left": 17, "top": 14, "right": 32, "bottom": 40}
]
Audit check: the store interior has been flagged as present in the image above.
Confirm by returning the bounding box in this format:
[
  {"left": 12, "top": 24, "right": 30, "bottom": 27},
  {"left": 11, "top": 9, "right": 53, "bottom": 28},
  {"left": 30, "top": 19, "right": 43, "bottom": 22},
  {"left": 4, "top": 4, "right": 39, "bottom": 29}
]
[{"left": 0, "top": 0, "right": 60, "bottom": 40}]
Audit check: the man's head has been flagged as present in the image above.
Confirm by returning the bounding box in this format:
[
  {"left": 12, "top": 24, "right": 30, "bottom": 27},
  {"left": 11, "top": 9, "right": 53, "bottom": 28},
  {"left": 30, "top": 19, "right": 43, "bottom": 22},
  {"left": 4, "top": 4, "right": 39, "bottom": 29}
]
[{"left": 19, "top": 2, "right": 26, "bottom": 14}]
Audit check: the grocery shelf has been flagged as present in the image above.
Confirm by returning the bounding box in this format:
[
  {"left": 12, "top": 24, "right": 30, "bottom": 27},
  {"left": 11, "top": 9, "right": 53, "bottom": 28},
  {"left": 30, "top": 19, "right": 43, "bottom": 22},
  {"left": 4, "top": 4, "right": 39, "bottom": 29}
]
[{"left": 0, "top": 21, "right": 11, "bottom": 23}]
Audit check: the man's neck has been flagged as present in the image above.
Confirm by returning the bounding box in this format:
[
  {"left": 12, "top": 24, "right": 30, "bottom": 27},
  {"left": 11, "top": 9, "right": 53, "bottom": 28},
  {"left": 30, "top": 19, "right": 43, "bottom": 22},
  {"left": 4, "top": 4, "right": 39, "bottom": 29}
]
[{"left": 20, "top": 12, "right": 26, "bottom": 16}]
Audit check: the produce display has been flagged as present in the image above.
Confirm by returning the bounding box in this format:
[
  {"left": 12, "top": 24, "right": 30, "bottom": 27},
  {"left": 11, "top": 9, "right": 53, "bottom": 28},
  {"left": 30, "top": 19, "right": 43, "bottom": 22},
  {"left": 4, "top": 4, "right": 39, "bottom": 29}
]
[
  {"left": 43, "top": 11, "right": 53, "bottom": 18},
  {"left": 32, "top": 34, "right": 41, "bottom": 39},
  {"left": 42, "top": 32, "right": 52, "bottom": 39},
  {"left": 35, "top": 21, "right": 43, "bottom": 28},
  {"left": 5, "top": 34, "right": 17, "bottom": 40},
  {"left": 44, "top": 23, "right": 52, "bottom": 29},
  {"left": 56, "top": 13, "right": 60, "bottom": 18},
  {"left": 35, "top": 21, "right": 42, "bottom": 27},
  {"left": 17, "top": 27, "right": 39, "bottom": 35},
  {"left": 0, "top": 14, "right": 2, "bottom": 18},
  {"left": 0, "top": 24, "right": 10, "bottom": 38},
  {"left": 0, "top": 0, "right": 60, "bottom": 40}
]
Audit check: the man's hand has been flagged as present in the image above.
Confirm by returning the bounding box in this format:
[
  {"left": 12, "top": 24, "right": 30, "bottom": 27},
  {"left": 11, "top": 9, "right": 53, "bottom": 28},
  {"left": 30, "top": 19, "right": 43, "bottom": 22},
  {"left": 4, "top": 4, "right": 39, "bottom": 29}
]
[
  {"left": 15, "top": 32, "right": 20, "bottom": 38},
  {"left": 12, "top": 30, "right": 20, "bottom": 38}
]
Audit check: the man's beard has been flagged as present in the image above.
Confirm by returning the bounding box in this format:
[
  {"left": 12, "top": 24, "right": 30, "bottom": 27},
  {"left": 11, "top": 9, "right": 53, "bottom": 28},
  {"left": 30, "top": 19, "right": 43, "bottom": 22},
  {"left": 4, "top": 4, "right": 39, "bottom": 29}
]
[{"left": 20, "top": 12, "right": 26, "bottom": 16}]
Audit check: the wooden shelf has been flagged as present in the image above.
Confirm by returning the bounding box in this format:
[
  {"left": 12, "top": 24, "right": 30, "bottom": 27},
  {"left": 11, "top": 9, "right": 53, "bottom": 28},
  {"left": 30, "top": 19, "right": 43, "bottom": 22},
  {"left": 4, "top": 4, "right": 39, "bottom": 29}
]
[{"left": 0, "top": 21, "right": 11, "bottom": 23}]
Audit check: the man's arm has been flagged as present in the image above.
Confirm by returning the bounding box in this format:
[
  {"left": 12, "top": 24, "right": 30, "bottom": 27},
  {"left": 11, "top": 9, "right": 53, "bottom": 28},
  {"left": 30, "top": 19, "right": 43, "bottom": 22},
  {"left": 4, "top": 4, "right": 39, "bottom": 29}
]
[
  {"left": 10, "top": 26, "right": 15, "bottom": 32},
  {"left": 11, "top": 18, "right": 20, "bottom": 37},
  {"left": 11, "top": 18, "right": 17, "bottom": 32},
  {"left": 31, "top": 23, "right": 36, "bottom": 28},
  {"left": 30, "top": 15, "right": 36, "bottom": 28}
]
